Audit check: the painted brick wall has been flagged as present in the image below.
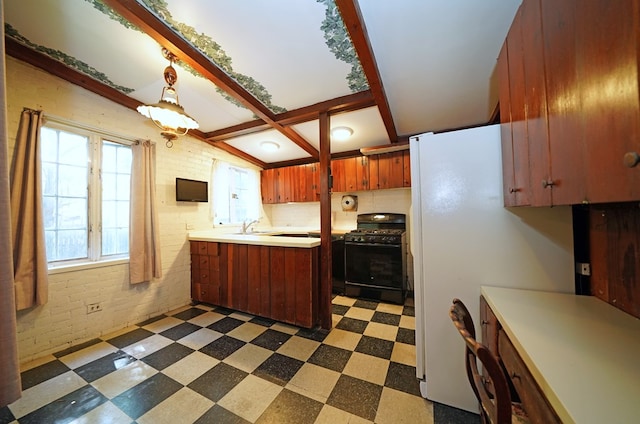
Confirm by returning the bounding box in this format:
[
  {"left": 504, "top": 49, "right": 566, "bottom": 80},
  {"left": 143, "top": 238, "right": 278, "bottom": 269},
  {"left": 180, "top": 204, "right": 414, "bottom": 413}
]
[{"left": 6, "top": 57, "right": 258, "bottom": 363}]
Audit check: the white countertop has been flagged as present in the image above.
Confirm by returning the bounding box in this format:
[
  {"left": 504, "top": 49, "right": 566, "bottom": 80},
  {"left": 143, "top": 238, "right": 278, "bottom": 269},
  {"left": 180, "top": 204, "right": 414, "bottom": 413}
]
[
  {"left": 481, "top": 286, "right": 640, "bottom": 424},
  {"left": 188, "top": 229, "right": 321, "bottom": 248}
]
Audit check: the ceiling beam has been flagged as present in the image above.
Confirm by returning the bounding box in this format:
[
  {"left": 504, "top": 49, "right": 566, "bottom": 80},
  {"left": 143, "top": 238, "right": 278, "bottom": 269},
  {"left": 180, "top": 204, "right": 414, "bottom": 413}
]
[
  {"left": 5, "top": 36, "right": 267, "bottom": 168},
  {"left": 335, "top": 0, "right": 399, "bottom": 143},
  {"left": 204, "top": 90, "right": 376, "bottom": 142},
  {"left": 102, "top": 0, "right": 319, "bottom": 160}
]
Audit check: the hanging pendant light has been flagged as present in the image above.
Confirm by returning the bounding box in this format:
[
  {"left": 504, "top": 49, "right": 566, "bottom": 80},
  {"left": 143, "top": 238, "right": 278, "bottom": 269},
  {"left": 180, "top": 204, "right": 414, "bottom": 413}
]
[{"left": 137, "top": 48, "right": 199, "bottom": 147}]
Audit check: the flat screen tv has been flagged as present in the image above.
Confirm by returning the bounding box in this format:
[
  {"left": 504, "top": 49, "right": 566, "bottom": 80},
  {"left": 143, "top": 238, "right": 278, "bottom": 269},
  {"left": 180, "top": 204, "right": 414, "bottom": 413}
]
[{"left": 176, "top": 177, "right": 208, "bottom": 202}]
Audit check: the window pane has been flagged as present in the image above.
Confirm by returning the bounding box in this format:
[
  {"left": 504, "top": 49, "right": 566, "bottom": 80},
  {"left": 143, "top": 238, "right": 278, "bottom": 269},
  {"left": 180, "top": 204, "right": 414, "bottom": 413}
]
[
  {"left": 102, "top": 200, "right": 116, "bottom": 227},
  {"left": 58, "top": 198, "right": 87, "bottom": 230},
  {"left": 116, "top": 200, "right": 129, "bottom": 227},
  {"left": 56, "top": 229, "right": 87, "bottom": 261},
  {"left": 102, "top": 143, "right": 116, "bottom": 173},
  {"left": 42, "top": 196, "right": 57, "bottom": 230},
  {"left": 58, "top": 164, "right": 87, "bottom": 197},
  {"left": 101, "top": 141, "right": 130, "bottom": 257},
  {"left": 117, "top": 147, "right": 132, "bottom": 173},
  {"left": 58, "top": 132, "right": 87, "bottom": 166},
  {"left": 117, "top": 228, "right": 129, "bottom": 254},
  {"left": 102, "top": 229, "right": 116, "bottom": 256},
  {"left": 40, "top": 127, "right": 58, "bottom": 161},
  {"left": 102, "top": 173, "right": 116, "bottom": 201},
  {"left": 41, "top": 127, "right": 90, "bottom": 264},
  {"left": 41, "top": 162, "right": 58, "bottom": 197},
  {"left": 116, "top": 174, "right": 130, "bottom": 200}
]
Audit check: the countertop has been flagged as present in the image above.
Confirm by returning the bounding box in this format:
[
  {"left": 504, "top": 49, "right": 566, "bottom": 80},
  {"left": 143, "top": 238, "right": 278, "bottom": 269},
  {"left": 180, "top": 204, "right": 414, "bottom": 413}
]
[
  {"left": 188, "top": 229, "right": 321, "bottom": 248},
  {"left": 481, "top": 286, "right": 640, "bottom": 424}
]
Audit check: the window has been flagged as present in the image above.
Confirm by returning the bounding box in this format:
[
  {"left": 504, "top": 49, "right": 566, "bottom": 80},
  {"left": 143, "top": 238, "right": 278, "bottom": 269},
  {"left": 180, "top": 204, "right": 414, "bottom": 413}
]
[
  {"left": 211, "top": 160, "right": 261, "bottom": 225},
  {"left": 40, "top": 123, "right": 132, "bottom": 265}
]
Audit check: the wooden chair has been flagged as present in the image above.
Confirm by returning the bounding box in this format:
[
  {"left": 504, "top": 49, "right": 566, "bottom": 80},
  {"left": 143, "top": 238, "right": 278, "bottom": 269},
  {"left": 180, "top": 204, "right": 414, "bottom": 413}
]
[{"left": 449, "top": 298, "right": 528, "bottom": 424}]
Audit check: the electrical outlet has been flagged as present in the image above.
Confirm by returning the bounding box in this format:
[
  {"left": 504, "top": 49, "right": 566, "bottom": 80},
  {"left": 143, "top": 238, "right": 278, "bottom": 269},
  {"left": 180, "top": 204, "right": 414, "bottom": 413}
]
[
  {"left": 186, "top": 223, "right": 195, "bottom": 230},
  {"left": 87, "top": 303, "right": 102, "bottom": 314}
]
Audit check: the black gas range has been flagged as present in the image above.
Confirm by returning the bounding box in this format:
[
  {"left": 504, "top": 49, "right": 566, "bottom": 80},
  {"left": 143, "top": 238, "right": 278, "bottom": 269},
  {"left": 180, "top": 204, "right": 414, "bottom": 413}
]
[{"left": 344, "top": 213, "right": 407, "bottom": 304}]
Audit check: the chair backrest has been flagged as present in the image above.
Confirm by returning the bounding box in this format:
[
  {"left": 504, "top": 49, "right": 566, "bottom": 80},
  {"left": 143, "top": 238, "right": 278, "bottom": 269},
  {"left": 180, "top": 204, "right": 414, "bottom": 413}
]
[{"left": 450, "top": 298, "right": 512, "bottom": 424}]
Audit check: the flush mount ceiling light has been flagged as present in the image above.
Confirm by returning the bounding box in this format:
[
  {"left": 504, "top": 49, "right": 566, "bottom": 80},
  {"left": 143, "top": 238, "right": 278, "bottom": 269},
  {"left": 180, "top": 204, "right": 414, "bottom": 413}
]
[
  {"left": 260, "top": 141, "right": 280, "bottom": 152},
  {"left": 331, "top": 126, "right": 354, "bottom": 141},
  {"left": 137, "top": 48, "right": 199, "bottom": 148}
]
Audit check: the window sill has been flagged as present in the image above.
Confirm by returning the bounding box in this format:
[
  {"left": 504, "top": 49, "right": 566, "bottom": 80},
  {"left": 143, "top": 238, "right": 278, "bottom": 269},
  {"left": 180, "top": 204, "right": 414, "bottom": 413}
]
[{"left": 48, "top": 258, "right": 129, "bottom": 275}]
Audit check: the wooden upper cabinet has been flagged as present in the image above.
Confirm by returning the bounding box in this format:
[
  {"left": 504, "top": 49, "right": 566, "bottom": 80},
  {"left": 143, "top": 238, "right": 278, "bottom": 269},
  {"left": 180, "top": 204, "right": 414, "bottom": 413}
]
[
  {"left": 331, "top": 158, "right": 347, "bottom": 192},
  {"left": 500, "top": 0, "right": 640, "bottom": 206},
  {"left": 402, "top": 150, "right": 411, "bottom": 187},
  {"left": 262, "top": 152, "right": 409, "bottom": 204},
  {"left": 521, "top": 0, "right": 551, "bottom": 206},
  {"left": 370, "top": 151, "right": 405, "bottom": 190},
  {"left": 305, "top": 163, "right": 320, "bottom": 202},
  {"left": 540, "top": 0, "right": 585, "bottom": 205},
  {"left": 575, "top": 0, "right": 640, "bottom": 203},
  {"left": 505, "top": 6, "right": 531, "bottom": 206},
  {"left": 260, "top": 168, "right": 277, "bottom": 204},
  {"left": 498, "top": 40, "right": 518, "bottom": 207}
]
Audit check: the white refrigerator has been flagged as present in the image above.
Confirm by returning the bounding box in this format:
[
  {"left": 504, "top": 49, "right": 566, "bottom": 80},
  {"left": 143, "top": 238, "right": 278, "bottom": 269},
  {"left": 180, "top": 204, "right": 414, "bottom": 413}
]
[{"left": 409, "top": 124, "right": 575, "bottom": 413}]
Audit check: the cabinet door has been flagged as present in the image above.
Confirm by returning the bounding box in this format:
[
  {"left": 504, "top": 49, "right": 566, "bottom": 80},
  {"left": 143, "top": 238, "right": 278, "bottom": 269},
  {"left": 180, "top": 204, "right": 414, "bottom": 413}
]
[
  {"left": 342, "top": 157, "right": 358, "bottom": 192},
  {"left": 331, "top": 158, "right": 347, "bottom": 192},
  {"left": 480, "top": 296, "right": 500, "bottom": 396},
  {"left": 388, "top": 152, "right": 405, "bottom": 188},
  {"left": 498, "top": 40, "right": 519, "bottom": 206},
  {"left": 356, "top": 156, "right": 370, "bottom": 190},
  {"left": 276, "top": 167, "right": 292, "bottom": 203},
  {"left": 522, "top": 0, "right": 552, "bottom": 206},
  {"left": 376, "top": 153, "right": 392, "bottom": 189},
  {"left": 541, "top": 0, "right": 585, "bottom": 205},
  {"left": 402, "top": 150, "right": 411, "bottom": 187},
  {"left": 506, "top": 6, "right": 531, "bottom": 206},
  {"left": 577, "top": 1, "right": 640, "bottom": 203},
  {"left": 260, "top": 168, "right": 277, "bottom": 204},
  {"left": 305, "top": 163, "right": 320, "bottom": 201}
]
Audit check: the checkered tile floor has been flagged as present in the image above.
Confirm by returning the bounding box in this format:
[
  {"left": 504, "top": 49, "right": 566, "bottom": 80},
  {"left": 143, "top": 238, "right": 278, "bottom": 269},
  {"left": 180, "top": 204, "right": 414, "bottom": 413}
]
[{"left": 1, "top": 296, "right": 439, "bottom": 424}]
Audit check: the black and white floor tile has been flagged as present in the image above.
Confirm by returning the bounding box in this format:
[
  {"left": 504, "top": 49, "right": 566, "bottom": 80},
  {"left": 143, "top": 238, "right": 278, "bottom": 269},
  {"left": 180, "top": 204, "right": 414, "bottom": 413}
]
[{"left": 1, "top": 295, "right": 479, "bottom": 423}]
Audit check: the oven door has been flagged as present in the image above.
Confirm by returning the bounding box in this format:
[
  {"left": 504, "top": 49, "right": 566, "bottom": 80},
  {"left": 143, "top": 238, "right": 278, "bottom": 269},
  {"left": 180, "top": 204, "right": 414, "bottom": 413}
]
[{"left": 344, "top": 241, "right": 404, "bottom": 289}]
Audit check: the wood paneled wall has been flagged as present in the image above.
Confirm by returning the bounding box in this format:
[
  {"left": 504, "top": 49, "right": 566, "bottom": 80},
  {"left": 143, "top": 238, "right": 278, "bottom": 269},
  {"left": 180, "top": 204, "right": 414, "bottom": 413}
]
[{"left": 589, "top": 202, "right": 640, "bottom": 318}]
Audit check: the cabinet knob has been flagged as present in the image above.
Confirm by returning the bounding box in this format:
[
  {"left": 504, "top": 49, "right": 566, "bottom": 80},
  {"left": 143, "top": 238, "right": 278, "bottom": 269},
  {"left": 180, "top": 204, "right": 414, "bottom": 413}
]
[
  {"left": 508, "top": 188, "right": 520, "bottom": 193},
  {"left": 542, "top": 179, "right": 555, "bottom": 189},
  {"left": 623, "top": 152, "right": 640, "bottom": 168}
]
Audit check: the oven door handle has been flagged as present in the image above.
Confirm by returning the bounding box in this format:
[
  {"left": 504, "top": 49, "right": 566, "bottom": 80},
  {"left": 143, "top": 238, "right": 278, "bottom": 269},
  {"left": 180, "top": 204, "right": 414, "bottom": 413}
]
[{"left": 345, "top": 242, "right": 402, "bottom": 248}]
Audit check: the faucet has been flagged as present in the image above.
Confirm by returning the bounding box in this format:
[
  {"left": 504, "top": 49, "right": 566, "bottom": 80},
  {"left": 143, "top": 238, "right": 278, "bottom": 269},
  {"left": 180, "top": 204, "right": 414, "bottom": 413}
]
[{"left": 241, "top": 218, "right": 260, "bottom": 234}]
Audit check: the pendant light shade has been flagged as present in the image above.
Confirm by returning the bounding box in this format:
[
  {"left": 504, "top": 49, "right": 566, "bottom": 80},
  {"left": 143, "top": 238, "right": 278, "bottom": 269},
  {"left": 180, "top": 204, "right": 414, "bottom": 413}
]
[{"left": 137, "top": 48, "right": 199, "bottom": 147}]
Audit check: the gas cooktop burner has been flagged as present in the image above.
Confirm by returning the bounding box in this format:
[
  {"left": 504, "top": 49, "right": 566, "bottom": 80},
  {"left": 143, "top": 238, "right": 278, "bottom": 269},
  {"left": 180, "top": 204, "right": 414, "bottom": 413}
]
[{"left": 348, "top": 229, "right": 405, "bottom": 235}]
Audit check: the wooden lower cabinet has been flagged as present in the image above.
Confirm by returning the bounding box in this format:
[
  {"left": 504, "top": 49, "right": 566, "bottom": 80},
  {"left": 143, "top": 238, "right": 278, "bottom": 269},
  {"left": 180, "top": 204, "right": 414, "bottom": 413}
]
[
  {"left": 498, "top": 330, "right": 561, "bottom": 424},
  {"left": 481, "top": 296, "right": 560, "bottom": 424},
  {"left": 190, "top": 241, "right": 319, "bottom": 328}
]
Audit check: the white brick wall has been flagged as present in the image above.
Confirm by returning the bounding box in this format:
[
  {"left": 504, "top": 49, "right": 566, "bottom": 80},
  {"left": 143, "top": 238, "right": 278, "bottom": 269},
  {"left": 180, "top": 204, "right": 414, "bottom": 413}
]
[{"left": 7, "top": 57, "right": 258, "bottom": 363}]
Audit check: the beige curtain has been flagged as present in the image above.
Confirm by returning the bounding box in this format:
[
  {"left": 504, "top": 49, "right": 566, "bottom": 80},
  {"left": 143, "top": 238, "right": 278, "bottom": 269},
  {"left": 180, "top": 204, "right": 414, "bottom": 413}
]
[
  {"left": 10, "top": 109, "right": 48, "bottom": 310},
  {"left": 0, "top": 10, "right": 22, "bottom": 406},
  {"left": 129, "top": 140, "right": 162, "bottom": 284}
]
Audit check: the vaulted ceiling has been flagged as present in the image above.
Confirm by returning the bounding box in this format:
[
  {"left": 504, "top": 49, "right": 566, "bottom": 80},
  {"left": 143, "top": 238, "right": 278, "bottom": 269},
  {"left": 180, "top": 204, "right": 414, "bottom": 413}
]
[{"left": 4, "top": 0, "right": 521, "bottom": 168}]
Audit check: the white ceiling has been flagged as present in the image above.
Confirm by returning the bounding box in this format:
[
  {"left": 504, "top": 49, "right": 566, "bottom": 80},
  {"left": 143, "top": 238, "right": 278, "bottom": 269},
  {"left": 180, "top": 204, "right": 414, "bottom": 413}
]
[{"left": 3, "top": 0, "right": 521, "bottom": 166}]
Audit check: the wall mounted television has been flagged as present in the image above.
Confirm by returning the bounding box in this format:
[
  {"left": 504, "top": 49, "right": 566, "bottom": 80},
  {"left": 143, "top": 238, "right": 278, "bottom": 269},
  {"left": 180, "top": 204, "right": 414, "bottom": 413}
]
[{"left": 176, "top": 177, "right": 208, "bottom": 202}]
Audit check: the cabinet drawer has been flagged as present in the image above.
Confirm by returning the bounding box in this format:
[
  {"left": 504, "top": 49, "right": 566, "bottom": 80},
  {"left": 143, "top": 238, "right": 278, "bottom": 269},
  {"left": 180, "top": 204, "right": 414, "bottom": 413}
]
[
  {"left": 192, "top": 283, "right": 209, "bottom": 302},
  {"left": 208, "top": 242, "right": 219, "bottom": 256},
  {"left": 498, "top": 330, "right": 560, "bottom": 424},
  {"left": 199, "top": 255, "right": 210, "bottom": 268}
]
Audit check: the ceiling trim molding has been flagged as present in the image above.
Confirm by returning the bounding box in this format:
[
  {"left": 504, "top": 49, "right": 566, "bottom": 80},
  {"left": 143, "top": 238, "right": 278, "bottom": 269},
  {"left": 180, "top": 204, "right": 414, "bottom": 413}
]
[
  {"left": 5, "top": 36, "right": 267, "bottom": 168},
  {"left": 335, "top": 0, "right": 399, "bottom": 143},
  {"left": 204, "top": 91, "right": 376, "bottom": 142},
  {"left": 6, "top": 36, "right": 141, "bottom": 111},
  {"left": 102, "top": 0, "right": 319, "bottom": 160}
]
